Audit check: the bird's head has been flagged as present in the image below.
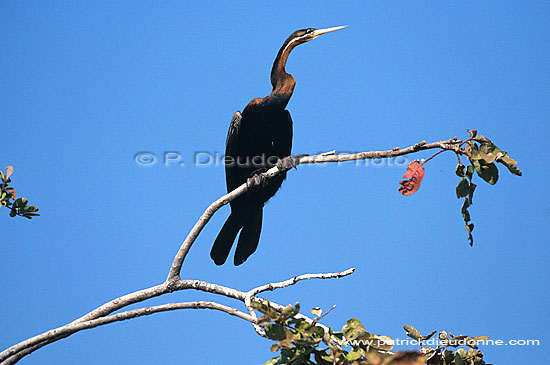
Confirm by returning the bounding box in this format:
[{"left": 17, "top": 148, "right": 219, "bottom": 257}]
[
  {"left": 288, "top": 25, "right": 347, "bottom": 46},
  {"left": 270, "top": 25, "right": 347, "bottom": 91}
]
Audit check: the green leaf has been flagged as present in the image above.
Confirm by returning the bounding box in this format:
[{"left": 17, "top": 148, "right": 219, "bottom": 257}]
[
  {"left": 309, "top": 325, "right": 325, "bottom": 338},
  {"left": 252, "top": 300, "right": 279, "bottom": 320},
  {"left": 466, "top": 223, "right": 474, "bottom": 246},
  {"left": 313, "top": 350, "right": 333, "bottom": 365},
  {"left": 479, "top": 150, "right": 497, "bottom": 164},
  {"left": 22, "top": 205, "right": 39, "bottom": 213},
  {"left": 455, "top": 353, "right": 466, "bottom": 365},
  {"left": 280, "top": 347, "right": 308, "bottom": 364},
  {"left": 468, "top": 183, "right": 476, "bottom": 204},
  {"left": 473, "top": 134, "right": 488, "bottom": 143},
  {"left": 278, "top": 304, "right": 297, "bottom": 323},
  {"left": 443, "top": 350, "right": 454, "bottom": 363},
  {"left": 466, "top": 336, "right": 489, "bottom": 349},
  {"left": 473, "top": 136, "right": 522, "bottom": 176},
  {"left": 455, "top": 164, "right": 466, "bottom": 177},
  {"left": 455, "top": 348, "right": 467, "bottom": 358},
  {"left": 265, "top": 323, "right": 287, "bottom": 341},
  {"left": 280, "top": 348, "right": 298, "bottom": 363},
  {"left": 461, "top": 200, "right": 471, "bottom": 222},
  {"left": 496, "top": 151, "right": 522, "bottom": 176},
  {"left": 469, "top": 143, "right": 482, "bottom": 160},
  {"left": 278, "top": 339, "right": 292, "bottom": 349},
  {"left": 471, "top": 159, "right": 499, "bottom": 185},
  {"left": 13, "top": 197, "right": 28, "bottom": 209},
  {"left": 262, "top": 356, "right": 281, "bottom": 365},
  {"left": 403, "top": 325, "right": 421, "bottom": 341},
  {"left": 343, "top": 318, "right": 369, "bottom": 341},
  {"left": 257, "top": 315, "right": 271, "bottom": 325},
  {"left": 23, "top": 213, "right": 40, "bottom": 219},
  {"left": 345, "top": 349, "right": 362, "bottom": 361},
  {"left": 367, "top": 335, "right": 394, "bottom": 351},
  {"left": 456, "top": 178, "right": 470, "bottom": 198},
  {"left": 278, "top": 304, "right": 294, "bottom": 322},
  {"left": 477, "top": 139, "right": 501, "bottom": 162},
  {"left": 293, "top": 332, "right": 322, "bottom": 347},
  {"left": 466, "top": 165, "right": 474, "bottom": 180}
]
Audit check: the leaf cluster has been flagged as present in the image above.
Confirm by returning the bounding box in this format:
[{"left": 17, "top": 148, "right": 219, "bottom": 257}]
[
  {"left": 404, "top": 325, "right": 490, "bottom": 365},
  {"left": 454, "top": 131, "right": 521, "bottom": 245},
  {"left": 261, "top": 303, "right": 491, "bottom": 365},
  {"left": 0, "top": 166, "right": 40, "bottom": 219}
]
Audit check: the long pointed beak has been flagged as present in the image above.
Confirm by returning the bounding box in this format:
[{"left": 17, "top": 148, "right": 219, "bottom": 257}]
[{"left": 311, "top": 25, "right": 348, "bottom": 38}]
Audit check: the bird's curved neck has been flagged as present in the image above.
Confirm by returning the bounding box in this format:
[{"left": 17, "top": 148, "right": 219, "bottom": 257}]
[{"left": 269, "top": 36, "right": 299, "bottom": 99}]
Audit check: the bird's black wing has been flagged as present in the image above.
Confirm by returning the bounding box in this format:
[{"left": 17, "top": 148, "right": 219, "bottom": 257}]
[
  {"left": 225, "top": 111, "right": 242, "bottom": 157},
  {"left": 211, "top": 111, "right": 245, "bottom": 266},
  {"left": 224, "top": 111, "right": 243, "bottom": 193}
]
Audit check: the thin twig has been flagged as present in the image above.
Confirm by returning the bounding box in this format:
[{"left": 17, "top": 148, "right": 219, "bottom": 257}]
[
  {"left": 421, "top": 149, "right": 448, "bottom": 165},
  {"left": 312, "top": 304, "right": 337, "bottom": 325},
  {"left": 246, "top": 268, "right": 355, "bottom": 299},
  {"left": 244, "top": 268, "right": 355, "bottom": 337}
]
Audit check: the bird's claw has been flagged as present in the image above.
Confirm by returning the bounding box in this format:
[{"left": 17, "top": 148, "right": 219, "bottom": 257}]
[
  {"left": 277, "top": 154, "right": 308, "bottom": 171},
  {"left": 246, "top": 174, "right": 268, "bottom": 190}
]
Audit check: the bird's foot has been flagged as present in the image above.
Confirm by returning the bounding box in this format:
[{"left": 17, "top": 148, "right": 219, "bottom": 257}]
[
  {"left": 246, "top": 173, "right": 268, "bottom": 191},
  {"left": 277, "top": 154, "right": 308, "bottom": 171}
]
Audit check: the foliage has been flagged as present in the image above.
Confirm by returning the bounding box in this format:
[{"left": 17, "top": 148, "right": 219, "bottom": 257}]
[
  {"left": 399, "top": 130, "right": 521, "bottom": 246},
  {"left": 455, "top": 130, "right": 521, "bottom": 246},
  {"left": 259, "top": 302, "right": 491, "bottom": 365},
  {"left": 0, "top": 166, "right": 40, "bottom": 219}
]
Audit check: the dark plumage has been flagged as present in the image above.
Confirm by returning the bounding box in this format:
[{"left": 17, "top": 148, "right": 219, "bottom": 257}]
[{"left": 211, "top": 26, "right": 346, "bottom": 266}]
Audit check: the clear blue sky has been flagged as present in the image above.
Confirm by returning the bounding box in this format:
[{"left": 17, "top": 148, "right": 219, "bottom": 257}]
[{"left": 2, "top": 1, "right": 548, "bottom": 364}]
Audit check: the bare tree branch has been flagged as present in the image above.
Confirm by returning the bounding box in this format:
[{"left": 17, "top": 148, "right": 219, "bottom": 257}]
[
  {"left": 299, "top": 138, "right": 461, "bottom": 164},
  {"left": 243, "top": 268, "right": 356, "bottom": 338},
  {"left": 73, "top": 283, "right": 169, "bottom": 323},
  {"left": 2, "top": 301, "right": 254, "bottom": 365},
  {"left": 75, "top": 280, "right": 247, "bottom": 325},
  {"left": 246, "top": 268, "right": 356, "bottom": 299},
  {"left": 0, "top": 269, "right": 353, "bottom": 363}
]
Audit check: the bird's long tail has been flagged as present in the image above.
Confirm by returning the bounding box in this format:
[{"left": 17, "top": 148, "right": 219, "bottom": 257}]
[
  {"left": 211, "top": 212, "right": 245, "bottom": 265},
  {"left": 234, "top": 206, "right": 263, "bottom": 266}
]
